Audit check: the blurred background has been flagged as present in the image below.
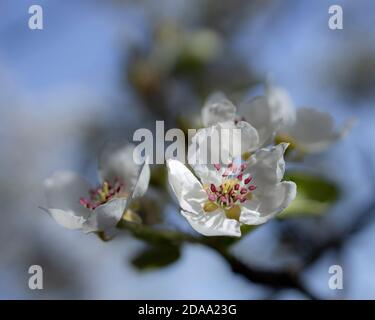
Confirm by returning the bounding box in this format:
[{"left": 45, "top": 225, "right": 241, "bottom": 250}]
[{"left": 1, "top": 0, "right": 375, "bottom": 299}]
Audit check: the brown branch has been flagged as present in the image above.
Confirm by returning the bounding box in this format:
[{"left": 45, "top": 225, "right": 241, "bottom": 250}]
[
  {"left": 300, "top": 149, "right": 375, "bottom": 269},
  {"left": 119, "top": 195, "right": 375, "bottom": 300},
  {"left": 302, "top": 199, "right": 375, "bottom": 269},
  {"left": 206, "top": 244, "right": 318, "bottom": 300},
  {"left": 119, "top": 221, "right": 319, "bottom": 299}
]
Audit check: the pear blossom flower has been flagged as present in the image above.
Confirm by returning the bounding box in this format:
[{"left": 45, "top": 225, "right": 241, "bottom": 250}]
[
  {"left": 202, "top": 84, "right": 354, "bottom": 156},
  {"left": 188, "top": 120, "right": 259, "bottom": 174},
  {"left": 167, "top": 142, "right": 296, "bottom": 237},
  {"left": 42, "top": 143, "right": 150, "bottom": 235},
  {"left": 202, "top": 91, "right": 279, "bottom": 148}
]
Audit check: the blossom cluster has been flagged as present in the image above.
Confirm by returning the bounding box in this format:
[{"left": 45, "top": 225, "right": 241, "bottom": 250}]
[
  {"left": 167, "top": 83, "right": 353, "bottom": 236},
  {"left": 42, "top": 83, "right": 352, "bottom": 238}
]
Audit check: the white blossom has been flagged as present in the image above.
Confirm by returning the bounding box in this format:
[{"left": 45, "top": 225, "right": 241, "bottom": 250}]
[
  {"left": 167, "top": 142, "right": 296, "bottom": 237},
  {"left": 42, "top": 143, "right": 150, "bottom": 235},
  {"left": 202, "top": 84, "right": 354, "bottom": 156}
]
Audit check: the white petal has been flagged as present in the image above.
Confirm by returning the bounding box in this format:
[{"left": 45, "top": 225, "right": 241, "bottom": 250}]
[
  {"left": 189, "top": 164, "right": 222, "bottom": 187},
  {"left": 41, "top": 208, "right": 86, "bottom": 230},
  {"left": 187, "top": 123, "right": 225, "bottom": 184},
  {"left": 233, "top": 121, "right": 260, "bottom": 154},
  {"left": 201, "top": 92, "right": 237, "bottom": 127},
  {"left": 240, "top": 181, "right": 296, "bottom": 225},
  {"left": 188, "top": 121, "right": 259, "bottom": 181},
  {"left": 167, "top": 159, "right": 208, "bottom": 214},
  {"left": 44, "top": 170, "right": 91, "bottom": 218},
  {"left": 239, "top": 96, "right": 280, "bottom": 146},
  {"left": 98, "top": 143, "right": 141, "bottom": 192},
  {"left": 181, "top": 210, "right": 241, "bottom": 237},
  {"left": 86, "top": 198, "right": 127, "bottom": 233},
  {"left": 284, "top": 108, "right": 354, "bottom": 153},
  {"left": 131, "top": 163, "right": 150, "bottom": 199},
  {"left": 265, "top": 84, "right": 296, "bottom": 127},
  {"left": 247, "top": 143, "right": 288, "bottom": 187}
]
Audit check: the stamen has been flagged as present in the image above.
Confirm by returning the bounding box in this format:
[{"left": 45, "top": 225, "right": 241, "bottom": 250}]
[
  {"left": 79, "top": 179, "right": 125, "bottom": 210},
  {"left": 240, "top": 163, "right": 248, "bottom": 172},
  {"left": 79, "top": 198, "right": 89, "bottom": 208},
  {"left": 103, "top": 181, "right": 109, "bottom": 194},
  {"left": 244, "top": 177, "right": 252, "bottom": 184},
  {"left": 99, "top": 191, "right": 106, "bottom": 202},
  {"left": 203, "top": 162, "right": 257, "bottom": 213}
]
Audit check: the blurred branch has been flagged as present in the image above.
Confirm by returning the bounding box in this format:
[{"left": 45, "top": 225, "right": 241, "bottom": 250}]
[
  {"left": 118, "top": 221, "right": 319, "bottom": 299},
  {"left": 301, "top": 149, "right": 375, "bottom": 269},
  {"left": 302, "top": 198, "right": 375, "bottom": 269},
  {"left": 211, "top": 246, "right": 318, "bottom": 300},
  {"left": 215, "top": 195, "right": 370, "bottom": 298}
]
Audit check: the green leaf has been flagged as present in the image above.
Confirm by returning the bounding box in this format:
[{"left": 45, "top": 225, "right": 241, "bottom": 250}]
[
  {"left": 149, "top": 165, "right": 168, "bottom": 189},
  {"left": 279, "top": 171, "right": 340, "bottom": 219},
  {"left": 117, "top": 221, "right": 195, "bottom": 245},
  {"left": 131, "top": 244, "right": 181, "bottom": 271}
]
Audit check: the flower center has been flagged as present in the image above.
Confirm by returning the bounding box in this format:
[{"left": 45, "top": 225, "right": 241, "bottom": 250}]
[
  {"left": 79, "top": 179, "right": 125, "bottom": 210},
  {"left": 203, "top": 162, "right": 257, "bottom": 219}
]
